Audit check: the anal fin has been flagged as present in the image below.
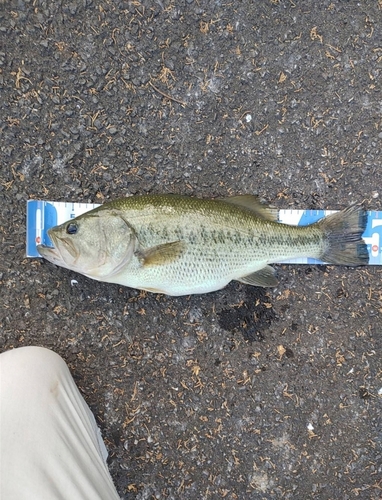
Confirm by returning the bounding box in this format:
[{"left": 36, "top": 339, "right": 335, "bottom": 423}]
[{"left": 236, "top": 265, "right": 278, "bottom": 287}]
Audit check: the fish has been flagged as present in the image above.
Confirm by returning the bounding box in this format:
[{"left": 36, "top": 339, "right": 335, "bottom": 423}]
[{"left": 37, "top": 194, "right": 369, "bottom": 296}]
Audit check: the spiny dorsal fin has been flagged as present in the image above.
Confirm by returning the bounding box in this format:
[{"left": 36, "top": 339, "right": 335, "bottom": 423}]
[
  {"left": 136, "top": 241, "right": 186, "bottom": 267},
  {"left": 236, "top": 265, "right": 278, "bottom": 287},
  {"left": 219, "top": 195, "right": 279, "bottom": 222}
]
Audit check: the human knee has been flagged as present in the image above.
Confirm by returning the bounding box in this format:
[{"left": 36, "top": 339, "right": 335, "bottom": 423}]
[{"left": 0, "top": 346, "right": 68, "bottom": 384}]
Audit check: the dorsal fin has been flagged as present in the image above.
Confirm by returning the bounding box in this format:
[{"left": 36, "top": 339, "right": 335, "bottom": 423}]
[{"left": 219, "top": 195, "right": 279, "bottom": 222}]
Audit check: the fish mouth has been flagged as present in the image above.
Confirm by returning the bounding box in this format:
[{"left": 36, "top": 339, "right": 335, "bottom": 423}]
[
  {"left": 37, "top": 229, "right": 81, "bottom": 270},
  {"left": 37, "top": 243, "right": 69, "bottom": 268},
  {"left": 37, "top": 228, "right": 72, "bottom": 269}
]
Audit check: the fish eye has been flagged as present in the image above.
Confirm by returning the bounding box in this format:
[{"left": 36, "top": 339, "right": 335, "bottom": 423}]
[{"left": 66, "top": 222, "right": 78, "bottom": 235}]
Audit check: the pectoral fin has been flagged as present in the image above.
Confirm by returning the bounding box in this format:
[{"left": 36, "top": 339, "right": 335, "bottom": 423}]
[
  {"left": 136, "top": 241, "right": 186, "bottom": 267},
  {"left": 220, "top": 195, "right": 279, "bottom": 222},
  {"left": 237, "top": 265, "right": 278, "bottom": 287}
]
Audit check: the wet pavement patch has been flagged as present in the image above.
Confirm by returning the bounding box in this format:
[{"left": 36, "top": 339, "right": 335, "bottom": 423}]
[{"left": 217, "top": 287, "right": 276, "bottom": 342}]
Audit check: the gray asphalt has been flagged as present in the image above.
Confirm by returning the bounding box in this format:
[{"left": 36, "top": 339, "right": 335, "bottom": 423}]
[{"left": 1, "top": 1, "right": 381, "bottom": 498}]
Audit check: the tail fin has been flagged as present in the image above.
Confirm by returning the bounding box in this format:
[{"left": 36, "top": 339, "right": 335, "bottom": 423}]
[{"left": 318, "top": 205, "right": 369, "bottom": 266}]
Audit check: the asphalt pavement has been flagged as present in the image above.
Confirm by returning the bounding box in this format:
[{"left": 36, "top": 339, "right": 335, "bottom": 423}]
[{"left": 1, "top": 1, "right": 381, "bottom": 498}]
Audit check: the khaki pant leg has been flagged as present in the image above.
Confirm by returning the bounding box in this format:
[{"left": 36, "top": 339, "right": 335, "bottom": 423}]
[{"left": 0, "top": 346, "right": 120, "bottom": 500}]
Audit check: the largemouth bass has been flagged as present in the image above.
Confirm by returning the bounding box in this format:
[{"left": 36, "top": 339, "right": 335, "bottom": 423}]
[{"left": 37, "top": 194, "right": 368, "bottom": 296}]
